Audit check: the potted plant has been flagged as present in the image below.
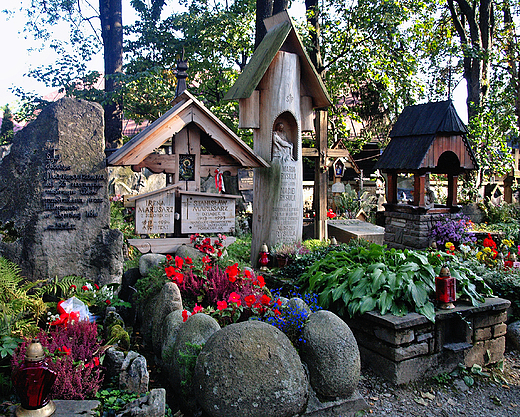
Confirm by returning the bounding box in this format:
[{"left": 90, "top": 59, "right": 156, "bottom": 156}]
[{"left": 271, "top": 242, "right": 310, "bottom": 268}]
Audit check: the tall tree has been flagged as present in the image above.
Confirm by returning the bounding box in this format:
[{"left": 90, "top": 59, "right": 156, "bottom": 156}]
[{"left": 447, "top": 0, "right": 495, "bottom": 119}]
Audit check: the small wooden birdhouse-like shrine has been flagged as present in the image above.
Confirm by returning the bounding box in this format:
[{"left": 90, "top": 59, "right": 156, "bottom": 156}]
[
  {"left": 374, "top": 100, "right": 478, "bottom": 250},
  {"left": 107, "top": 90, "right": 268, "bottom": 254}
]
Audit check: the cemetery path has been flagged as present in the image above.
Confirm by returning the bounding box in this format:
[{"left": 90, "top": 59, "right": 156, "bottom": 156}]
[{"left": 357, "top": 349, "right": 520, "bottom": 417}]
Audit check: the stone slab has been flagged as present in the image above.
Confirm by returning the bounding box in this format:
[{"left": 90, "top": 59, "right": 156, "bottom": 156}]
[
  {"left": 10, "top": 400, "right": 100, "bottom": 416},
  {"left": 328, "top": 219, "right": 385, "bottom": 245},
  {"left": 304, "top": 389, "right": 369, "bottom": 417}
]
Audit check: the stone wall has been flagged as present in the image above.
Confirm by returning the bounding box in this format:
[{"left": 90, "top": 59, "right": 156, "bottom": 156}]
[
  {"left": 345, "top": 298, "right": 510, "bottom": 384},
  {"left": 383, "top": 211, "right": 458, "bottom": 250}
]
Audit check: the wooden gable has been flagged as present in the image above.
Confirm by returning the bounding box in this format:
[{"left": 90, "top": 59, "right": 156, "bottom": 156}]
[
  {"left": 223, "top": 11, "right": 331, "bottom": 110},
  {"left": 106, "top": 90, "right": 269, "bottom": 171}
]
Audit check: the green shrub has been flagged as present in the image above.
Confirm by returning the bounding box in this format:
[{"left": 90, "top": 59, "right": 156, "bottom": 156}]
[{"left": 295, "top": 244, "right": 492, "bottom": 322}]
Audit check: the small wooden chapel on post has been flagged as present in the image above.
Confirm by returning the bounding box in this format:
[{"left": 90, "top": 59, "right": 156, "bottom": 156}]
[
  {"left": 224, "top": 11, "right": 332, "bottom": 264},
  {"left": 374, "top": 100, "right": 478, "bottom": 250}
]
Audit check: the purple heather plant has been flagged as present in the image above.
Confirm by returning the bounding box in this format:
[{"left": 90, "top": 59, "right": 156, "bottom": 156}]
[
  {"left": 429, "top": 213, "right": 476, "bottom": 247},
  {"left": 12, "top": 320, "right": 104, "bottom": 400}
]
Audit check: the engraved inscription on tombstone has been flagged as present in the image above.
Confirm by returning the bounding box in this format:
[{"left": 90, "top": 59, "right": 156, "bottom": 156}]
[
  {"left": 181, "top": 194, "right": 235, "bottom": 234},
  {"left": 135, "top": 190, "right": 175, "bottom": 235},
  {"left": 41, "top": 148, "right": 105, "bottom": 231}
]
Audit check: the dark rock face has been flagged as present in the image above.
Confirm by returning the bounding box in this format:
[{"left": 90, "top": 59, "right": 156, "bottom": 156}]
[
  {"left": 0, "top": 97, "right": 123, "bottom": 284},
  {"left": 302, "top": 310, "right": 361, "bottom": 399},
  {"left": 194, "top": 320, "right": 308, "bottom": 417}
]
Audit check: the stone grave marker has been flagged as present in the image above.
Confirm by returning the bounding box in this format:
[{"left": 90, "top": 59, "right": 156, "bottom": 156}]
[{"left": 0, "top": 97, "right": 123, "bottom": 284}]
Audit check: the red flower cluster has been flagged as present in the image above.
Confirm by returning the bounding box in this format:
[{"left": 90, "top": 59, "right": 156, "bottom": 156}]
[
  {"left": 165, "top": 254, "right": 193, "bottom": 285},
  {"left": 190, "top": 233, "right": 226, "bottom": 257},
  {"left": 483, "top": 233, "right": 497, "bottom": 250},
  {"left": 50, "top": 301, "right": 80, "bottom": 327},
  {"left": 327, "top": 209, "right": 336, "bottom": 219}
]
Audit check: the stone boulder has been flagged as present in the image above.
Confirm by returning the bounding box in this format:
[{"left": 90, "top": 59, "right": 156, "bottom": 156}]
[
  {"left": 151, "top": 282, "right": 183, "bottom": 355},
  {"left": 119, "top": 351, "right": 149, "bottom": 394},
  {"left": 175, "top": 245, "right": 204, "bottom": 263},
  {"left": 161, "top": 310, "right": 185, "bottom": 366},
  {"left": 194, "top": 320, "right": 308, "bottom": 417},
  {"left": 301, "top": 310, "right": 360, "bottom": 399},
  {"left": 507, "top": 321, "right": 520, "bottom": 350},
  {"left": 104, "top": 347, "right": 125, "bottom": 381},
  {"left": 138, "top": 253, "right": 166, "bottom": 277},
  {"left": 116, "top": 388, "right": 166, "bottom": 417}
]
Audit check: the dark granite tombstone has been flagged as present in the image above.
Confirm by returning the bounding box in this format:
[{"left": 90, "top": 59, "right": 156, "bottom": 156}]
[{"left": 0, "top": 98, "right": 123, "bottom": 285}]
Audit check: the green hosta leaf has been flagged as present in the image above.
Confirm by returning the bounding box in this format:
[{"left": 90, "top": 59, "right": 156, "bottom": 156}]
[
  {"left": 399, "top": 262, "right": 420, "bottom": 273},
  {"left": 463, "top": 375, "right": 474, "bottom": 387},
  {"left": 387, "top": 272, "right": 398, "bottom": 291},
  {"left": 347, "top": 267, "right": 366, "bottom": 286},
  {"left": 367, "top": 262, "right": 386, "bottom": 273},
  {"left": 409, "top": 281, "right": 429, "bottom": 307},
  {"left": 411, "top": 252, "right": 429, "bottom": 265},
  {"left": 359, "top": 295, "right": 377, "bottom": 315},
  {"left": 378, "top": 290, "right": 393, "bottom": 315},
  {"left": 347, "top": 299, "right": 361, "bottom": 317},
  {"left": 342, "top": 290, "right": 352, "bottom": 305},
  {"left": 416, "top": 302, "right": 436, "bottom": 323},
  {"left": 332, "top": 280, "right": 349, "bottom": 302},
  {"left": 351, "top": 278, "right": 371, "bottom": 299},
  {"left": 308, "top": 271, "right": 325, "bottom": 292},
  {"left": 390, "top": 301, "right": 409, "bottom": 316},
  {"left": 371, "top": 268, "right": 387, "bottom": 293}
]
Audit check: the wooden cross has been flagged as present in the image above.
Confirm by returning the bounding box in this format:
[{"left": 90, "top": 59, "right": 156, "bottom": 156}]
[{"left": 302, "top": 110, "right": 359, "bottom": 240}]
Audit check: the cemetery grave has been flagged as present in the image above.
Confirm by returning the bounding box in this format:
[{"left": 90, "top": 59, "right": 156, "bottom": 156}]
[{"left": 1, "top": 10, "right": 520, "bottom": 417}]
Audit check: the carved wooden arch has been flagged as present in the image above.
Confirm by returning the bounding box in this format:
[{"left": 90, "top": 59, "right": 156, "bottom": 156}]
[
  {"left": 435, "top": 150, "right": 461, "bottom": 174},
  {"left": 271, "top": 111, "right": 299, "bottom": 161}
]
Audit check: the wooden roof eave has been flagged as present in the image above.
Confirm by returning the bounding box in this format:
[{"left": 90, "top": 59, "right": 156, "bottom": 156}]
[
  {"left": 107, "top": 90, "right": 269, "bottom": 169},
  {"left": 223, "top": 11, "right": 331, "bottom": 109}
]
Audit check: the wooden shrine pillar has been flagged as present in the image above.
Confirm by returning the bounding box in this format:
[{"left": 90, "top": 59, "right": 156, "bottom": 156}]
[
  {"left": 413, "top": 174, "right": 426, "bottom": 207},
  {"left": 314, "top": 109, "right": 328, "bottom": 241},
  {"left": 447, "top": 174, "right": 458, "bottom": 207},
  {"left": 386, "top": 172, "right": 398, "bottom": 205}
]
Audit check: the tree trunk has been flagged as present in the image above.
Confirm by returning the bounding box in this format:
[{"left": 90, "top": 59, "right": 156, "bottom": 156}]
[
  {"left": 100, "top": 0, "right": 123, "bottom": 149},
  {"left": 255, "top": 0, "right": 274, "bottom": 49},
  {"left": 447, "top": 0, "right": 493, "bottom": 120},
  {"left": 305, "top": 0, "right": 322, "bottom": 75},
  {"left": 503, "top": 1, "right": 520, "bottom": 134}
]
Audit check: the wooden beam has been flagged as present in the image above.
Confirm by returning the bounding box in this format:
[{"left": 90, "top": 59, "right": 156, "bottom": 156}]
[
  {"left": 314, "top": 110, "right": 328, "bottom": 241},
  {"left": 302, "top": 148, "right": 353, "bottom": 158}
]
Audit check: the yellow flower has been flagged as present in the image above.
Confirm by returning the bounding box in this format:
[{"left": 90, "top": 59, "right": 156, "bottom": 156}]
[
  {"left": 445, "top": 242, "right": 455, "bottom": 250},
  {"left": 483, "top": 247, "right": 492, "bottom": 254},
  {"left": 476, "top": 251, "right": 483, "bottom": 260}
]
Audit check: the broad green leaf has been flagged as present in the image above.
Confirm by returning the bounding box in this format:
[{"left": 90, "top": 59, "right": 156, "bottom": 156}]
[
  {"left": 378, "top": 290, "right": 393, "bottom": 315},
  {"left": 416, "top": 302, "right": 436, "bottom": 323},
  {"left": 359, "top": 295, "right": 377, "bottom": 314},
  {"left": 351, "top": 279, "right": 370, "bottom": 299},
  {"left": 332, "top": 280, "right": 349, "bottom": 302},
  {"left": 410, "top": 281, "right": 428, "bottom": 307},
  {"left": 347, "top": 267, "right": 365, "bottom": 286}
]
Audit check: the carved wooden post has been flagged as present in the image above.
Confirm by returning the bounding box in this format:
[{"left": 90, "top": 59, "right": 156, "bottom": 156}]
[
  {"left": 413, "top": 174, "right": 426, "bottom": 207},
  {"left": 314, "top": 110, "right": 328, "bottom": 240}
]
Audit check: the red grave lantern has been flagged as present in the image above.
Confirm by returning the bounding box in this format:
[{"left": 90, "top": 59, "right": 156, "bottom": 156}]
[
  {"left": 12, "top": 339, "right": 57, "bottom": 417},
  {"left": 435, "top": 265, "right": 456, "bottom": 309},
  {"left": 258, "top": 243, "right": 270, "bottom": 271}
]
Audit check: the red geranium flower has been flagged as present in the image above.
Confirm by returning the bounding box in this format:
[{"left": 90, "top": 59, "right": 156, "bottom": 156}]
[
  {"left": 182, "top": 310, "right": 190, "bottom": 322},
  {"left": 260, "top": 294, "right": 271, "bottom": 306},
  {"left": 483, "top": 233, "right": 497, "bottom": 249},
  {"left": 94, "top": 283, "right": 99, "bottom": 290},
  {"left": 82, "top": 285, "right": 89, "bottom": 291},
  {"left": 58, "top": 345, "right": 71, "bottom": 356},
  {"left": 217, "top": 300, "right": 227, "bottom": 311},
  {"left": 193, "top": 304, "right": 204, "bottom": 314},
  {"left": 184, "top": 257, "right": 193, "bottom": 265},
  {"left": 327, "top": 209, "right": 336, "bottom": 219},
  {"left": 166, "top": 254, "right": 173, "bottom": 262},
  {"left": 105, "top": 299, "right": 111, "bottom": 305},
  {"left": 274, "top": 308, "right": 281, "bottom": 316},
  {"left": 228, "top": 292, "right": 242, "bottom": 306},
  {"left": 245, "top": 295, "right": 256, "bottom": 308},
  {"left": 226, "top": 263, "right": 239, "bottom": 283},
  {"left": 175, "top": 256, "right": 184, "bottom": 269},
  {"left": 93, "top": 357, "right": 100, "bottom": 366},
  {"left": 255, "top": 275, "right": 265, "bottom": 288}
]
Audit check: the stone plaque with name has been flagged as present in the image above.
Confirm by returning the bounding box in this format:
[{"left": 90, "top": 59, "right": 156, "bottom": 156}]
[
  {"left": 135, "top": 190, "right": 175, "bottom": 234},
  {"left": 181, "top": 194, "right": 235, "bottom": 234}
]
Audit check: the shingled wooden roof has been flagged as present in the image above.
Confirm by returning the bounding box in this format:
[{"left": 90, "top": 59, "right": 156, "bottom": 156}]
[
  {"left": 106, "top": 90, "right": 269, "bottom": 168},
  {"left": 375, "top": 100, "right": 478, "bottom": 172},
  {"left": 223, "top": 11, "right": 331, "bottom": 109}
]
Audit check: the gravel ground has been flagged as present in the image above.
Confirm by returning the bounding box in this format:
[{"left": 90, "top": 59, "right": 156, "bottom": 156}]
[{"left": 356, "top": 349, "right": 520, "bottom": 417}]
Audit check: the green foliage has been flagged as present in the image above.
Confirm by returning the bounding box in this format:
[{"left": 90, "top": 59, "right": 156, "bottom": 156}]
[
  {"left": 178, "top": 342, "right": 204, "bottom": 397},
  {"left": 225, "top": 234, "right": 252, "bottom": 267},
  {"left": 295, "top": 244, "right": 491, "bottom": 322},
  {"left": 0, "top": 257, "right": 47, "bottom": 338},
  {"left": 95, "top": 388, "right": 144, "bottom": 414},
  {"left": 135, "top": 262, "right": 168, "bottom": 304},
  {"left": 479, "top": 200, "right": 520, "bottom": 225},
  {"left": 334, "top": 184, "right": 377, "bottom": 219},
  {"left": 0, "top": 105, "right": 14, "bottom": 145}
]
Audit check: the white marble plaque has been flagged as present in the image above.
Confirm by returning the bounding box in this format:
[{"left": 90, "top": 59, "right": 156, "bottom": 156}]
[
  {"left": 135, "top": 190, "right": 175, "bottom": 234},
  {"left": 181, "top": 194, "right": 235, "bottom": 234}
]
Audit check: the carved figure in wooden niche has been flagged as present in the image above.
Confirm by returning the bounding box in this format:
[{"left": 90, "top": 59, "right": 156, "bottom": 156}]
[
  {"left": 272, "top": 122, "right": 294, "bottom": 161},
  {"left": 424, "top": 176, "right": 436, "bottom": 208}
]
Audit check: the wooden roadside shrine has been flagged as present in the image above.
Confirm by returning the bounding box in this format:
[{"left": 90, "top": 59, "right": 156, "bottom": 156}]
[
  {"left": 374, "top": 100, "right": 478, "bottom": 249},
  {"left": 225, "top": 11, "right": 338, "bottom": 263},
  {"left": 106, "top": 89, "right": 269, "bottom": 254}
]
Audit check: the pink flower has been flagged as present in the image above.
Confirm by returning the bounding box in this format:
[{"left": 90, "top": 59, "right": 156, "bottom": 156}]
[
  {"left": 228, "top": 292, "right": 242, "bottom": 307},
  {"left": 217, "top": 300, "right": 228, "bottom": 311}
]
